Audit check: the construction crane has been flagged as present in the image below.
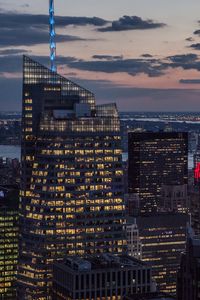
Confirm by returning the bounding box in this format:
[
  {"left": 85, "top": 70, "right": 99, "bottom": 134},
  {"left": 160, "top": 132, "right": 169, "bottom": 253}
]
[{"left": 49, "top": 0, "right": 56, "bottom": 72}]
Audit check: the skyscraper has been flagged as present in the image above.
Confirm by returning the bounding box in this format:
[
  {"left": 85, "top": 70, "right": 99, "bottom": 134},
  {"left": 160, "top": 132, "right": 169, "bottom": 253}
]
[
  {"left": 18, "top": 56, "right": 126, "bottom": 299},
  {"left": 0, "top": 186, "right": 19, "bottom": 299},
  {"left": 127, "top": 213, "right": 189, "bottom": 294},
  {"left": 177, "top": 229, "right": 200, "bottom": 300},
  {"left": 128, "top": 132, "right": 188, "bottom": 213}
]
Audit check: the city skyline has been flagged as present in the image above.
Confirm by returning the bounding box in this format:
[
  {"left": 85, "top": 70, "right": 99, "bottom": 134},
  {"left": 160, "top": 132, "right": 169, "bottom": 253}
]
[{"left": 1, "top": 0, "right": 200, "bottom": 111}]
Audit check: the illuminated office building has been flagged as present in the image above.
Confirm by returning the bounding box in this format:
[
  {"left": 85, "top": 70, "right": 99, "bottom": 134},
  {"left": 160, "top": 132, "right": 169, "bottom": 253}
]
[
  {"left": 0, "top": 186, "right": 19, "bottom": 299},
  {"left": 127, "top": 213, "right": 189, "bottom": 295},
  {"left": 17, "top": 56, "right": 126, "bottom": 299},
  {"left": 128, "top": 132, "right": 188, "bottom": 213}
]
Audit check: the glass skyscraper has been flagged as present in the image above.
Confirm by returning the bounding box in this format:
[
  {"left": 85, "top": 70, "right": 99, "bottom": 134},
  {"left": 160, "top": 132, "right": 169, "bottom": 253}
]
[{"left": 18, "top": 56, "right": 126, "bottom": 299}]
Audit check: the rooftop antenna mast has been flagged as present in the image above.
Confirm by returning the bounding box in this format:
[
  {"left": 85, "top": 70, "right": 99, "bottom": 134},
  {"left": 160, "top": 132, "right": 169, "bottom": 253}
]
[{"left": 49, "top": 0, "right": 56, "bottom": 72}]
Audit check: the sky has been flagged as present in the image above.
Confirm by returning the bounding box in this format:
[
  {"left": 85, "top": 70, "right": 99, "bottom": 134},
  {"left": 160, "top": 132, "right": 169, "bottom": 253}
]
[{"left": 1, "top": 0, "right": 200, "bottom": 111}]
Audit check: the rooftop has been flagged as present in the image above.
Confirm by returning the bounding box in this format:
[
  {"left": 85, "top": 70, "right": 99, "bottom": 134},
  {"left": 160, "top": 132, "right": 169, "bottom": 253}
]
[
  {"left": 57, "top": 254, "right": 148, "bottom": 272},
  {"left": 124, "top": 292, "right": 175, "bottom": 300}
]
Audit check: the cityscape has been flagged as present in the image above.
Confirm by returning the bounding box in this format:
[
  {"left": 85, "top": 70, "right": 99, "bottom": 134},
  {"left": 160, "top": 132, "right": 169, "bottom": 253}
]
[{"left": 0, "top": 1, "right": 200, "bottom": 300}]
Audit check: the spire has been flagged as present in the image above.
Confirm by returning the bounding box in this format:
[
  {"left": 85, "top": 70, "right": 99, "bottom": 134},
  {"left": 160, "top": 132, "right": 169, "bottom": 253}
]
[{"left": 49, "top": 0, "right": 56, "bottom": 72}]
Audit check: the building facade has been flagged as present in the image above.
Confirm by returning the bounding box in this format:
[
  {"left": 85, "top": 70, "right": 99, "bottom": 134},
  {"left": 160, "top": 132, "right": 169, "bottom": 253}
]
[
  {"left": 128, "top": 132, "right": 188, "bottom": 213},
  {"left": 177, "top": 229, "right": 200, "bottom": 300},
  {"left": 127, "top": 213, "right": 189, "bottom": 295},
  {"left": 126, "top": 219, "right": 142, "bottom": 260},
  {"left": 160, "top": 184, "right": 189, "bottom": 213},
  {"left": 189, "top": 184, "right": 200, "bottom": 235},
  {"left": 0, "top": 186, "right": 19, "bottom": 299},
  {"left": 52, "top": 255, "right": 153, "bottom": 300},
  {"left": 17, "top": 57, "right": 126, "bottom": 299}
]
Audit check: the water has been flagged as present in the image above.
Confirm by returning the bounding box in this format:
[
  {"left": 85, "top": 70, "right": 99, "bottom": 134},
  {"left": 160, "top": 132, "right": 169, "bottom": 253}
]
[{"left": 0, "top": 145, "right": 21, "bottom": 160}]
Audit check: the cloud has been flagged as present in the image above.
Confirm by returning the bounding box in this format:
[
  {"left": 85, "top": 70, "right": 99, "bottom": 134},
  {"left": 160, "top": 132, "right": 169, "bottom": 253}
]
[
  {"left": 92, "top": 55, "right": 123, "bottom": 60},
  {"left": 193, "top": 29, "right": 200, "bottom": 36},
  {"left": 65, "top": 53, "right": 200, "bottom": 78},
  {"left": 0, "top": 12, "right": 105, "bottom": 47},
  {"left": 0, "top": 49, "right": 29, "bottom": 56},
  {"left": 1, "top": 28, "right": 84, "bottom": 47},
  {"left": 167, "top": 53, "right": 198, "bottom": 63},
  {"left": 166, "top": 54, "right": 200, "bottom": 72},
  {"left": 21, "top": 4, "right": 30, "bottom": 8},
  {"left": 141, "top": 54, "right": 153, "bottom": 58},
  {"left": 66, "top": 57, "right": 166, "bottom": 77},
  {"left": 0, "top": 12, "right": 108, "bottom": 28},
  {"left": 180, "top": 79, "right": 200, "bottom": 84},
  {"left": 1, "top": 52, "right": 200, "bottom": 81},
  {"left": 185, "top": 37, "right": 194, "bottom": 42},
  {"left": 190, "top": 43, "right": 200, "bottom": 50},
  {"left": 98, "top": 15, "right": 166, "bottom": 32},
  {"left": 2, "top": 52, "right": 200, "bottom": 80}
]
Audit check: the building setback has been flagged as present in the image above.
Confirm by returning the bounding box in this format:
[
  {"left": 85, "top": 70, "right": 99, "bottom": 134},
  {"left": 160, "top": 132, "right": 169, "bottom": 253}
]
[
  {"left": 52, "top": 254, "right": 153, "bottom": 300},
  {"left": 17, "top": 56, "right": 126, "bottom": 299},
  {"left": 128, "top": 132, "right": 188, "bottom": 213}
]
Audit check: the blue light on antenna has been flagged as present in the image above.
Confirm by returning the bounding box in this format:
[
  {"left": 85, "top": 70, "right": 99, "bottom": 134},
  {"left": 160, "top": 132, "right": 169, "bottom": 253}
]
[{"left": 49, "top": 0, "right": 56, "bottom": 72}]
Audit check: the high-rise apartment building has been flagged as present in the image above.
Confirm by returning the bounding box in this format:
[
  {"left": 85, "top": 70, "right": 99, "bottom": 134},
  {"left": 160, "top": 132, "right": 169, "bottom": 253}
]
[
  {"left": 0, "top": 186, "right": 19, "bottom": 299},
  {"left": 17, "top": 56, "right": 126, "bottom": 299},
  {"left": 128, "top": 132, "right": 188, "bottom": 213}
]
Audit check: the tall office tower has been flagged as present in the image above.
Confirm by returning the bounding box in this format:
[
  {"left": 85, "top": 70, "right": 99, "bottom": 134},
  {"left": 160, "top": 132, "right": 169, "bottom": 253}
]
[
  {"left": 0, "top": 186, "right": 19, "bottom": 299},
  {"left": 128, "top": 132, "right": 188, "bottom": 213},
  {"left": 177, "top": 229, "right": 200, "bottom": 300},
  {"left": 17, "top": 56, "right": 126, "bottom": 299},
  {"left": 127, "top": 213, "right": 190, "bottom": 295}
]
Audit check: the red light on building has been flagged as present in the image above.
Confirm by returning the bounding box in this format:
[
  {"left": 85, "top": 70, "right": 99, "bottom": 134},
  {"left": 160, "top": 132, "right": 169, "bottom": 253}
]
[{"left": 194, "top": 163, "right": 200, "bottom": 180}]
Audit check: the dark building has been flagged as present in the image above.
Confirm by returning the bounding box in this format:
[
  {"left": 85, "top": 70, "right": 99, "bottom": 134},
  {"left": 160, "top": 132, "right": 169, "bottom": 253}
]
[
  {"left": 128, "top": 132, "right": 188, "bottom": 213},
  {"left": 190, "top": 157, "right": 200, "bottom": 235},
  {"left": 0, "top": 157, "right": 20, "bottom": 185},
  {"left": 177, "top": 229, "right": 200, "bottom": 300},
  {"left": 190, "top": 185, "right": 200, "bottom": 235},
  {"left": 52, "top": 254, "right": 153, "bottom": 300},
  {"left": 126, "top": 213, "right": 190, "bottom": 295},
  {"left": 0, "top": 185, "right": 19, "bottom": 299},
  {"left": 17, "top": 56, "right": 126, "bottom": 299}
]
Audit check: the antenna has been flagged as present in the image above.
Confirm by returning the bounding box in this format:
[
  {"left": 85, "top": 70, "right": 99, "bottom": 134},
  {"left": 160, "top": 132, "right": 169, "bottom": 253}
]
[{"left": 49, "top": 0, "right": 56, "bottom": 72}]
